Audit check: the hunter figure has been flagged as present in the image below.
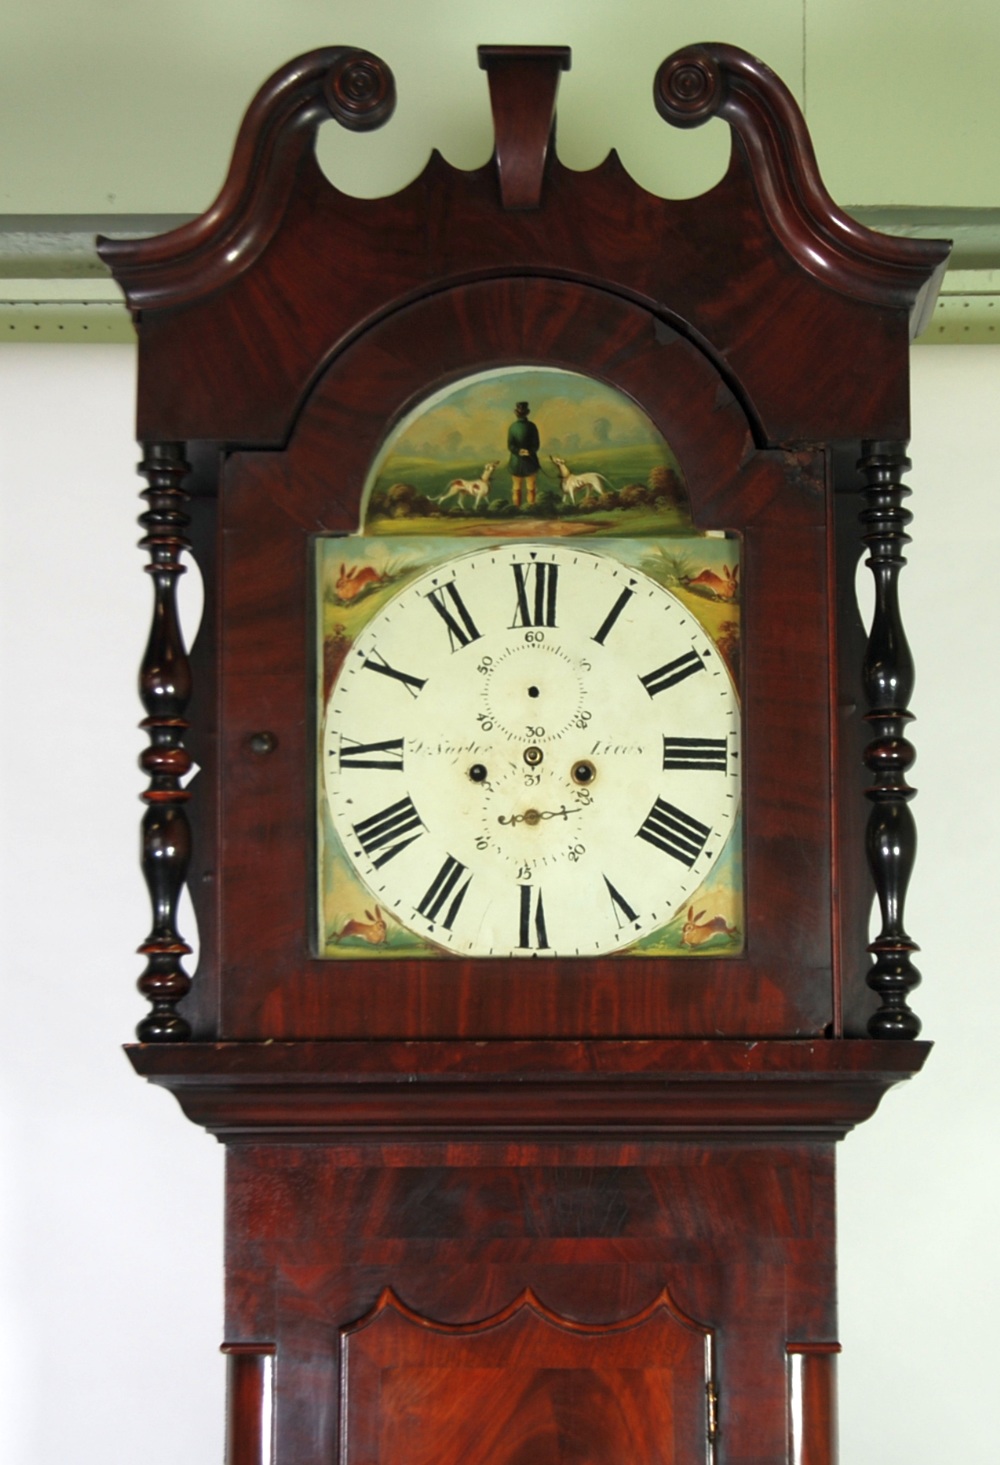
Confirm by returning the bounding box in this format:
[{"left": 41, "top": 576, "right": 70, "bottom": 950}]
[{"left": 507, "top": 401, "right": 540, "bottom": 506}]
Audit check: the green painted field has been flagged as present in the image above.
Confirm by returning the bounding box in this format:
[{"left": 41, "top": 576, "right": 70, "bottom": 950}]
[
  {"left": 364, "top": 441, "right": 696, "bottom": 537},
  {"left": 371, "top": 441, "right": 680, "bottom": 503}
]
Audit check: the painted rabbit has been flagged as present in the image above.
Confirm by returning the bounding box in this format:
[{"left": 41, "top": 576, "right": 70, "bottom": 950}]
[
  {"left": 681, "top": 907, "right": 737, "bottom": 948},
  {"left": 337, "top": 906, "right": 387, "bottom": 945},
  {"left": 335, "top": 562, "right": 384, "bottom": 603},
  {"left": 684, "top": 563, "right": 739, "bottom": 602}
]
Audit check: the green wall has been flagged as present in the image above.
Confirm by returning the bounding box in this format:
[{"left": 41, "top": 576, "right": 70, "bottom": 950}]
[{"left": 3, "top": 0, "right": 997, "bottom": 340}]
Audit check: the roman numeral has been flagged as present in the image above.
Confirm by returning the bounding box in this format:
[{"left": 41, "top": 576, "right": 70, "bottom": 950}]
[
  {"left": 592, "top": 586, "right": 634, "bottom": 645},
  {"left": 636, "top": 797, "right": 711, "bottom": 867},
  {"left": 362, "top": 650, "right": 426, "bottom": 698},
  {"left": 352, "top": 796, "right": 424, "bottom": 868},
  {"left": 426, "top": 582, "right": 482, "bottom": 650},
  {"left": 511, "top": 561, "right": 558, "bottom": 627},
  {"left": 338, "top": 736, "right": 405, "bottom": 771},
  {"left": 639, "top": 650, "right": 705, "bottom": 697},
  {"left": 662, "top": 736, "right": 728, "bottom": 772},
  {"left": 603, "top": 875, "right": 639, "bottom": 929},
  {"left": 517, "top": 885, "right": 550, "bottom": 949},
  {"left": 417, "top": 855, "right": 472, "bottom": 930}
]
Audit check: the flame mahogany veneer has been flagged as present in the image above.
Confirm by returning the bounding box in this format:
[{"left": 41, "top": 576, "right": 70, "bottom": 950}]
[{"left": 106, "top": 41, "right": 945, "bottom": 1465}]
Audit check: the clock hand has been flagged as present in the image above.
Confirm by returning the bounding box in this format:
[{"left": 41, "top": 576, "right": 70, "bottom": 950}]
[{"left": 497, "top": 805, "right": 581, "bottom": 827}]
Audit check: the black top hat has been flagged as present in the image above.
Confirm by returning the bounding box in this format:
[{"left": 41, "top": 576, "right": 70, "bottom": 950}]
[{"left": 514, "top": 401, "right": 530, "bottom": 414}]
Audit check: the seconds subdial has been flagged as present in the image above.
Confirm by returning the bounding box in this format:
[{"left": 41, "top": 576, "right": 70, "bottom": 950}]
[{"left": 480, "top": 641, "right": 587, "bottom": 744}]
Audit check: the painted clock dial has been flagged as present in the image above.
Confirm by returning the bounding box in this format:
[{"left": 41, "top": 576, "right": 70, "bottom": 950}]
[{"left": 322, "top": 542, "right": 740, "bottom": 957}]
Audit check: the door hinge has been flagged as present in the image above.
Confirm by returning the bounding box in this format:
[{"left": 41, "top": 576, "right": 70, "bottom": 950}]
[{"left": 706, "top": 1379, "right": 719, "bottom": 1443}]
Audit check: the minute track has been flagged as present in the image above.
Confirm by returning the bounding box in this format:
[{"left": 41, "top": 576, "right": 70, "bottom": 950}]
[{"left": 323, "top": 541, "right": 741, "bottom": 958}]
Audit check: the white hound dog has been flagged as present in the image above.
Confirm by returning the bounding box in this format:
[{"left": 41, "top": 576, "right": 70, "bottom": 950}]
[
  {"left": 435, "top": 461, "right": 499, "bottom": 511},
  {"left": 550, "top": 455, "right": 610, "bottom": 504}
]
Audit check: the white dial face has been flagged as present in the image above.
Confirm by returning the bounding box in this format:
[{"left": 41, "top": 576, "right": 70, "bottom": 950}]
[{"left": 323, "top": 544, "right": 740, "bottom": 957}]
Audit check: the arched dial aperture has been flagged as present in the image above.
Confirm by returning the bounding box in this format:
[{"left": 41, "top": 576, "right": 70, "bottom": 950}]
[{"left": 324, "top": 543, "right": 740, "bottom": 957}]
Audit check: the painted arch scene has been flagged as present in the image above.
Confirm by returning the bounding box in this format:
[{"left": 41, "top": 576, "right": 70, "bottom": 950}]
[
  {"left": 317, "top": 364, "right": 743, "bottom": 961},
  {"left": 360, "top": 365, "right": 696, "bottom": 537}
]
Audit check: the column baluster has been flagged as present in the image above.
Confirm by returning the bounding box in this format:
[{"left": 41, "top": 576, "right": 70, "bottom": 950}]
[
  {"left": 859, "top": 440, "right": 921, "bottom": 1038},
  {"left": 136, "top": 441, "right": 193, "bottom": 1041}
]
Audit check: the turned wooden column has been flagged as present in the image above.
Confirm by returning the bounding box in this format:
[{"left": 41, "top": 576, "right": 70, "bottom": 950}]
[
  {"left": 136, "top": 441, "right": 194, "bottom": 1042},
  {"left": 859, "top": 440, "right": 922, "bottom": 1038}
]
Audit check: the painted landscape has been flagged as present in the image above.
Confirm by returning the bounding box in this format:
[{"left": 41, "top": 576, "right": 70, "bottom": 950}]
[{"left": 359, "top": 365, "right": 695, "bottom": 537}]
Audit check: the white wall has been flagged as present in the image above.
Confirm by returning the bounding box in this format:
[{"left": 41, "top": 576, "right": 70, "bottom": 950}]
[
  {"left": 1, "top": 343, "right": 997, "bottom": 1463},
  {"left": 838, "top": 350, "right": 1000, "bottom": 1464},
  {"left": 0, "top": 347, "right": 225, "bottom": 1465},
  {"left": 4, "top": 0, "right": 1000, "bottom": 213}
]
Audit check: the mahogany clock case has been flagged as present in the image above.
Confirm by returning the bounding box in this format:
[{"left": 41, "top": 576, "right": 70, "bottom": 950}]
[
  {"left": 99, "top": 41, "right": 947, "bottom": 1046},
  {"left": 216, "top": 1137, "right": 837, "bottom": 1465},
  {"left": 214, "top": 280, "right": 833, "bottom": 1042},
  {"left": 103, "top": 40, "right": 943, "bottom": 1465}
]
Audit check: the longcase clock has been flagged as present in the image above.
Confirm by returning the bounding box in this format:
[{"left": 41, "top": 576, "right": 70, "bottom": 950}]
[{"left": 101, "top": 42, "right": 947, "bottom": 1465}]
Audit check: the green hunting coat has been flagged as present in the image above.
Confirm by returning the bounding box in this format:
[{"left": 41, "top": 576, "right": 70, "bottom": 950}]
[{"left": 507, "top": 416, "right": 540, "bottom": 477}]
